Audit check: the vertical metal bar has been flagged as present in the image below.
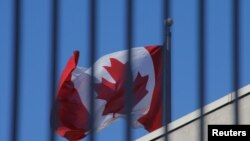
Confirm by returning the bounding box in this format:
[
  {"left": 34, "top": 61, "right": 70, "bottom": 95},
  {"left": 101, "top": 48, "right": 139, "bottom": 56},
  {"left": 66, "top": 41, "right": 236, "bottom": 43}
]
[
  {"left": 198, "top": 0, "right": 206, "bottom": 141},
  {"left": 11, "top": 0, "right": 21, "bottom": 141},
  {"left": 232, "top": 0, "right": 240, "bottom": 125},
  {"left": 162, "top": 19, "right": 172, "bottom": 141},
  {"left": 162, "top": 0, "right": 171, "bottom": 141},
  {"left": 89, "top": 0, "right": 97, "bottom": 141},
  {"left": 125, "top": 0, "right": 133, "bottom": 141},
  {"left": 49, "top": 0, "right": 59, "bottom": 141}
]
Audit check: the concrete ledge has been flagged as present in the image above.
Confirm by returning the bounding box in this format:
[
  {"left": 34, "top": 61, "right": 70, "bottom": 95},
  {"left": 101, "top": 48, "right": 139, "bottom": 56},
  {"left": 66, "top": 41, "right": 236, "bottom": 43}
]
[{"left": 136, "top": 84, "right": 250, "bottom": 141}]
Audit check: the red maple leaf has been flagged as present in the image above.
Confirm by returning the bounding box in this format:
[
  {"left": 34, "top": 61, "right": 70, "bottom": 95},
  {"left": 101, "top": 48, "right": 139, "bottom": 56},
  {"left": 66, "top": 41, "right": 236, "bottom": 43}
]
[{"left": 95, "top": 58, "right": 149, "bottom": 117}]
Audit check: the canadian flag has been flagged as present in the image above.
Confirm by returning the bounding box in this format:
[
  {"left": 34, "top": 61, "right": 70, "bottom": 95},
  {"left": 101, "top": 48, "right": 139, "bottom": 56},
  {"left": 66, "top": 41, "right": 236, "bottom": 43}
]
[{"left": 54, "top": 46, "right": 163, "bottom": 140}]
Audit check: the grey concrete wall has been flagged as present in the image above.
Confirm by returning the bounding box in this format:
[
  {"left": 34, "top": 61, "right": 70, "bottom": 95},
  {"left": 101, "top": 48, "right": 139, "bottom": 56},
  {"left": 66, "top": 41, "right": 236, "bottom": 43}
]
[{"left": 136, "top": 84, "right": 250, "bottom": 141}]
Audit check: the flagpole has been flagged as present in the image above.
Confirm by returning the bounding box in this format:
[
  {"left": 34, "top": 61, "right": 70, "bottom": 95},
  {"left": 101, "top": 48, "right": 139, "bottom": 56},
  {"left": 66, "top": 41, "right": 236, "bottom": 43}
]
[
  {"left": 163, "top": 18, "right": 172, "bottom": 140},
  {"left": 165, "top": 17, "right": 172, "bottom": 124}
]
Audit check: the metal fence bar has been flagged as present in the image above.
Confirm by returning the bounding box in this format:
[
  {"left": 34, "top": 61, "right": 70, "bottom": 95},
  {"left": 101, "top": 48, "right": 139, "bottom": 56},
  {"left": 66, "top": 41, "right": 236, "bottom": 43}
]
[
  {"left": 198, "top": 0, "right": 206, "bottom": 141},
  {"left": 49, "top": 0, "right": 59, "bottom": 141},
  {"left": 162, "top": 0, "right": 171, "bottom": 141},
  {"left": 10, "top": 0, "right": 21, "bottom": 141},
  {"left": 125, "top": 0, "right": 133, "bottom": 141},
  {"left": 232, "top": 0, "right": 240, "bottom": 125},
  {"left": 89, "top": 0, "right": 97, "bottom": 140}
]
